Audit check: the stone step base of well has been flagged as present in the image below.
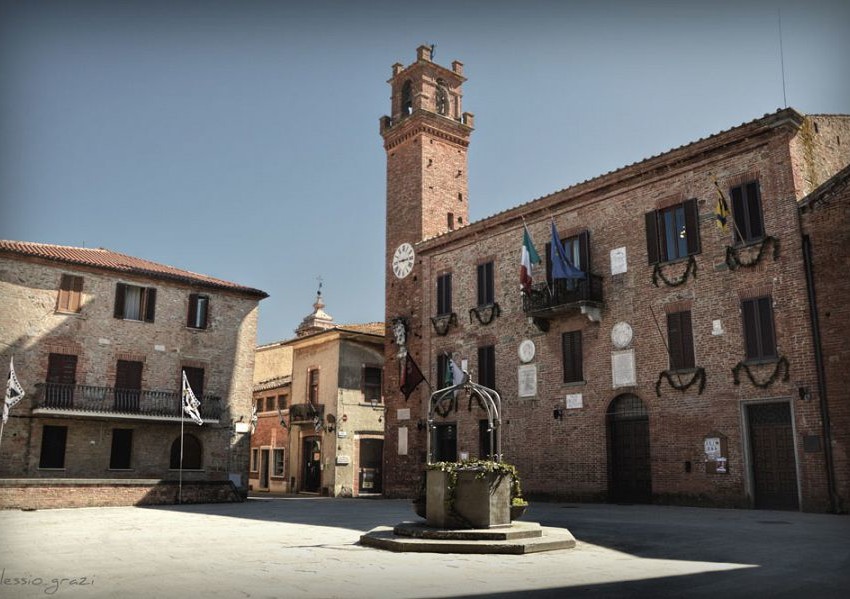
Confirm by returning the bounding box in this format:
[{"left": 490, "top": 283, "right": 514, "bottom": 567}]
[{"left": 360, "top": 521, "right": 576, "bottom": 554}]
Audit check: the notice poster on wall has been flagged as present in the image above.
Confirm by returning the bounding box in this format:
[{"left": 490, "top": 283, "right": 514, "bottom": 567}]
[
  {"left": 398, "top": 426, "right": 408, "bottom": 455},
  {"left": 611, "top": 349, "right": 636, "bottom": 388},
  {"left": 566, "top": 393, "right": 583, "bottom": 409}
]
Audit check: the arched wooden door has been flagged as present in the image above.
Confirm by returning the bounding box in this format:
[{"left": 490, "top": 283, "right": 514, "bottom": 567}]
[{"left": 607, "top": 394, "right": 652, "bottom": 503}]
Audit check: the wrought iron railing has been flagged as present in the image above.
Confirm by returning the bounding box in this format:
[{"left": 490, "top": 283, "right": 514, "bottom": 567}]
[
  {"left": 522, "top": 274, "right": 604, "bottom": 315},
  {"left": 289, "top": 402, "right": 324, "bottom": 422},
  {"left": 34, "top": 383, "right": 222, "bottom": 420}
]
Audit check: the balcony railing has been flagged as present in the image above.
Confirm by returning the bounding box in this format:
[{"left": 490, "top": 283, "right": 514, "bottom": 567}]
[
  {"left": 289, "top": 402, "right": 324, "bottom": 423},
  {"left": 33, "top": 383, "right": 222, "bottom": 421},
  {"left": 522, "top": 274, "right": 604, "bottom": 317}
]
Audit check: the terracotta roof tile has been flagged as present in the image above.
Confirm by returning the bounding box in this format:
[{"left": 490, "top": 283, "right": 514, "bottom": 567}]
[{"left": 0, "top": 240, "right": 267, "bottom": 298}]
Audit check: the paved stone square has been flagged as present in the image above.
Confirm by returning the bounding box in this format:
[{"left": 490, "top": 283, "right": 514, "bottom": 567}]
[{"left": 1, "top": 497, "right": 848, "bottom": 598}]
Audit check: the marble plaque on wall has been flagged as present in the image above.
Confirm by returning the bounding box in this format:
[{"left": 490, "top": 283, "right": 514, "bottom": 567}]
[
  {"left": 518, "top": 364, "right": 537, "bottom": 397},
  {"left": 611, "top": 349, "right": 636, "bottom": 388}
]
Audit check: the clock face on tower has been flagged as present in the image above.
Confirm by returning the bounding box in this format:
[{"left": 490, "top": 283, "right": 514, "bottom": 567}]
[{"left": 392, "top": 243, "right": 415, "bottom": 279}]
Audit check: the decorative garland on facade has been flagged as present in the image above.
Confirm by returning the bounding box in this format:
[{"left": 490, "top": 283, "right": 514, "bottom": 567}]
[
  {"left": 430, "top": 312, "right": 458, "bottom": 336},
  {"left": 724, "top": 236, "right": 780, "bottom": 271},
  {"left": 732, "top": 356, "right": 790, "bottom": 388},
  {"left": 469, "top": 302, "right": 501, "bottom": 325},
  {"left": 652, "top": 255, "right": 697, "bottom": 287},
  {"left": 655, "top": 367, "right": 706, "bottom": 397},
  {"left": 434, "top": 392, "right": 458, "bottom": 417}
]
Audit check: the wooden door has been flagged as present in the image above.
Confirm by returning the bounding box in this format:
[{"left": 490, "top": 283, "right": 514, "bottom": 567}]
[
  {"left": 608, "top": 394, "right": 652, "bottom": 503},
  {"left": 748, "top": 403, "right": 799, "bottom": 510},
  {"left": 114, "top": 360, "right": 143, "bottom": 412},
  {"left": 302, "top": 437, "right": 321, "bottom": 493},
  {"left": 260, "top": 449, "right": 270, "bottom": 489},
  {"left": 46, "top": 353, "right": 77, "bottom": 408}
]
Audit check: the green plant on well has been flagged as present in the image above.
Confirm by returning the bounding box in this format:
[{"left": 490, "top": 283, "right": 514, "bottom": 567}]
[{"left": 425, "top": 459, "right": 525, "bottom": 521}]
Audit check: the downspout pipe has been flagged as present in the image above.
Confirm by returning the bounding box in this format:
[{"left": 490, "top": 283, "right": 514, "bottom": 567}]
[{"left": 801, "top": 232, "right": 839, "bottom": 513}]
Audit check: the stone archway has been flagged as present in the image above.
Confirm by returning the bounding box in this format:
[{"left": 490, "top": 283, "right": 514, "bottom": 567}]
[{"left": 606, "top": 394, "right": 651, "bottom": 503}]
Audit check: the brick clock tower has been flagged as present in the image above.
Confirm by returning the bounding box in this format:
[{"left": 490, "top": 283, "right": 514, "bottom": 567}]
[{"left": 381, "top": 45, "right": 474, "bottom": 497}]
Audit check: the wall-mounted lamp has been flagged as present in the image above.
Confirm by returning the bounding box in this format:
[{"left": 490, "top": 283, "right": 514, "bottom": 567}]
[
  {"left": 326, "top": 414, "right": 336, "bottom": 433},
  {"left": 798, "top": 386, "right": 811, "bottom": 402},
  {"left": 553, "top": 407, "right": 565, "bottom": 421},
  {"left": 416, "top": 419, "right": 425, "bottom": 431}
]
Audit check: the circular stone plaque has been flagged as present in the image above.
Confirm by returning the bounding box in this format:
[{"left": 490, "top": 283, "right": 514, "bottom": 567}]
[
  {"left": 611, "top": 322, "right": 633, "bottom": 349},
  {"left": 518, "top": 339, "right": 536, "bottom": 363}
]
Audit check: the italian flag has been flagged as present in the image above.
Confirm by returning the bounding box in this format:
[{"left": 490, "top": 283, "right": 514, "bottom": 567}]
[{"left": 520, "top": 224, "right": 541, "bottom": 294}]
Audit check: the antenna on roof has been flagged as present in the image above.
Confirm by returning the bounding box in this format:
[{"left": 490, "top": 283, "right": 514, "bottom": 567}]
[{"left": 778, "top": 8, "right": 787, "bottom": 108}]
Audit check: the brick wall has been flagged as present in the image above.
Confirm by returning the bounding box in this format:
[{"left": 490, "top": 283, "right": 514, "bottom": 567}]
[
  {"left": 800, "top": 166, "right": 850, "bottom": 512},
  {"left": 0, "top": 255, "right": 260, "bottom": 486},
  {"left": 383, "top": 95, "right": 850, "bottom": 510},
  {"left": 0, "top": 479, "right": 242, "bottom": 510}
]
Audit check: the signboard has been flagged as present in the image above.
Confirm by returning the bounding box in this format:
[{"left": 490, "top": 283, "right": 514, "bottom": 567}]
[
  {"left": 518, "top": 364, "right": 537, "bottom": 397},
  {"left": 336, "top": 455, "right": 351, "bottom": 465},
  {"left": 566, "top": 393, "right": 583, "bottom": 410},
  {"left": 397, "top": 408, "right": 411, "bottom": 421},
  {"left": 704, "top": 433, "right": 729, "bottom": 474},
  {"left": 704, "top": 437, "right": 721, "bottom": 460}
]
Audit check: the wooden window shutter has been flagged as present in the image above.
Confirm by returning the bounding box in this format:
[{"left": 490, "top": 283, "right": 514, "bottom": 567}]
[
  {"left": 746, "top": 181, "right": 764, "bottom": 239},
  {"left": 114, "top": 283, "right": 126, "bottom": 319},
  {"left": 57, "top": 275, "right": 71, "bottom": 312},
  {"left": 742, "top": 299, "right": 760, "bottom": 359},
  {"left": 730, "top": 185, "right": 745, "bottom": 244},
  {"left": 667, "top": 312, "right": 683, "bottom": 369},
  {"left": 758, "top": 296, "right": 776, "bottom": 358},
  {"left": 681, "top": 310, "right": 695, "bottom": 368},
  {"left": 69, "top": 275, "right": 83, "bottom": 313},
  {"left": 187, "top": 294, "right": 198, "bottom": 327},
  {"left": 446, "top": 274, "right": 452, "bottom": 313},
  {"left": 645, "top": 211, "right": 659, "bottom": 264},
  {"left": 562, "top": 331, "right": 583, "bottom": 382},
  {"left": 545, "top": 242, "right": 552, "bottom": 283},
  {"left": 144, "top": 288, "right": 157, "bottom": 323},
  {"left": 683, "top": 198, "right": 701, "bottom": 255},
  {"left": 477, "top": 264, "right": 485, "bottom": 306},
  {"left": 578, "top": 230, "right": 591, "bottom": 273},
  {"left": 199, "top": 296, "right": 209, "bottom": 329}
]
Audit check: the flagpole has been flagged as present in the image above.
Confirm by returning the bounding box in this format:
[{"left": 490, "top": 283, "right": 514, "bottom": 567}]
[
  {"left": 0, "top": 419, "right": 5, "bottom": 452},
  {"left": 179, "top": 401, "right": 185, "bottom": 504}
]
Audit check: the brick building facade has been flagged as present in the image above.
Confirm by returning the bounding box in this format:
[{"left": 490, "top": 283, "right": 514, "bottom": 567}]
[
  {"left": 381, "top": 47, "right": 850, "bottom": 512},
  {"left": 250, "top": 292, "right": 385, "bottom": 497},
  {"left": 0, "top": 241, "right": 266, "bottom": 508}
]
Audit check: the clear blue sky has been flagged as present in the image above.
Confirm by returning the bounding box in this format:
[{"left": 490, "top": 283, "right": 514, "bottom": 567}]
[{"left": 1, "top": 0, "right": 848, "bottom": 345}]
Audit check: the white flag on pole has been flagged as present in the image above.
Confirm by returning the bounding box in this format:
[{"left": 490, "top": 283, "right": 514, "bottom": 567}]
[
  {"left": 181, "top": 371, "right": 203, "bottom": 426},
  {"left": 3, "top": 357, "right": 25, "bottom": 424}
]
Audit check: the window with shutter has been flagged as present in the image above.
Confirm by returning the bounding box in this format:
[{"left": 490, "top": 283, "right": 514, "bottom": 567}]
[
  {"left": 187, "top": 294, "right": 209, "bottom": 329},
  {"left": 114, "top": 283, "right": 157, "bottom": 322},
  {"left": 562, "top": 331, "right": 583, "bottom": 383},
  {"left": 364, "top": 366, "right": 382, "bottom": 402},
  {"left": 742, "top": 296, "right": 777, "bottom": 360},
  {"left": 477, "top": 262, "right": 495, "bottom": 306},
  {"left": 645, "top": 199, "right": 701, "bottom": 263},
  {"left": 730, "top": 180, "right": 765, "bottom": 245},
  {"left": 478, "top": 345, "right": 496, "bottom": 389},
  {"left": 437, "top": 273, "right": 453, "bottom": 315},
  {"left": 57, "top": 274, "right": 83, "bottom": 313},
  {"left": 667, "top": 311, "right": 695, "bottom": 370},
  {"left": 308, "top": 368, "right": 320, "bottom": 404}
]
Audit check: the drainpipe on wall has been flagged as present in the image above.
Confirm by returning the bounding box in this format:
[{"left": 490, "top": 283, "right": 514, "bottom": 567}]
[{"left": 801, "top": 233, "right": 839, "bottom": 513}]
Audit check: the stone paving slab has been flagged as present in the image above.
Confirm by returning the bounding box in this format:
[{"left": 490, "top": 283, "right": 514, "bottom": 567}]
[{"left": 1, "top": 497, "right": 849, "bottom": 598}]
